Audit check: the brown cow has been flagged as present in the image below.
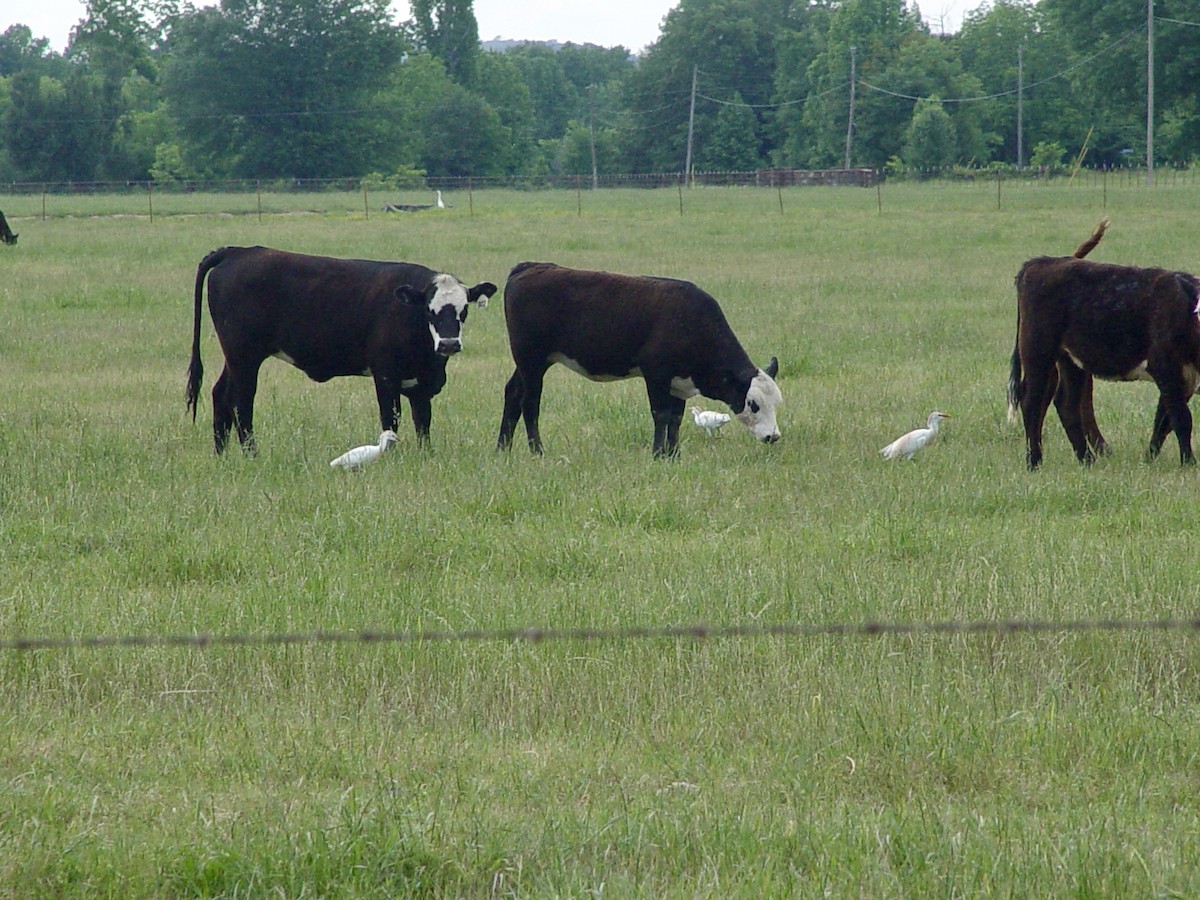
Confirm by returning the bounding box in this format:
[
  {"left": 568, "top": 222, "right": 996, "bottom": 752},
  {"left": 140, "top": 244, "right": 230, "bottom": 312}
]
[
  {"left": 1008, "top": 222, "right": 1200, "bottom": 469},
  {"left": 1007, "top": 220, "right": 1109, "bottom": 454},
  {"left": 0, "top": 209, "right": 17, "bottom": 246}
]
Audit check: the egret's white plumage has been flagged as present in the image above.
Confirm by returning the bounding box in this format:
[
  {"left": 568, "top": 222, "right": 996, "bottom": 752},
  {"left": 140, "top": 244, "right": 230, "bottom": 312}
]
[
  {"left": 690, "top": 405, "right": 732, "bottom": 437},
  {"left": 880, "top": 411, "right": 951, "bottom": 460},
  {"left": 330, "top": 430, "right": 398, "bottom": 470},
  {"left": 435, "top": 190, "right": 445, "bottom": 209}
]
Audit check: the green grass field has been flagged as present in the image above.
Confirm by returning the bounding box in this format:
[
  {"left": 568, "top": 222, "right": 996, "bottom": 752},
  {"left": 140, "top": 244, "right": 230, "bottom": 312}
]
[{"left": 3, "top": 182, "right": 1200, "bottom": 896}]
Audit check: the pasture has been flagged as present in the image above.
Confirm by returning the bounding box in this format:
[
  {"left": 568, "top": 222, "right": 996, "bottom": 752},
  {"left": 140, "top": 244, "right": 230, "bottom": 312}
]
[{"left": 2, "top": 182, "right": 1200, "bottom": 896}]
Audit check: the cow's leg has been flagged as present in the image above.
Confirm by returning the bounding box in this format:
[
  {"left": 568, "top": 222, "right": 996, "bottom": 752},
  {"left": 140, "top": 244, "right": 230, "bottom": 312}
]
[
  {"left": 1147, "top": 395, "right": 1172, "bottom": 460},
  {"left": 516, "top": 366, "right": 547, "bottom": 455},
  {"left": 373, "top": 377, "right": 402, "bottom": 434},
  {"left": 645, "top": 378, "right": 684, "bottom": 459},
  {"left": 1053, "top": 360, "right": 1095, "bottom": 464},
  {"left": 226, "top": 361, "right": 261, "bottom": 455},
  {"left": 1077, "top": 372, "right": 1109, "bottom": 456},
  {"left": 1051, "top": 362, "right": 1099, "bottom": 465},
  {"left": 497, "top": 369, "right": 524, "bottom": 450},
  {"left": 211, "top": 366, "right": 235, "bottom": 454},
  {"left": 1149, "top": 374, "right": 1195, "bottom": 464},
  {"left": 1019, "top": 352, "right": 1057, "bottom": 470},
  {"left": 409, "top": 395, "right": 433, "bottom": 444}
]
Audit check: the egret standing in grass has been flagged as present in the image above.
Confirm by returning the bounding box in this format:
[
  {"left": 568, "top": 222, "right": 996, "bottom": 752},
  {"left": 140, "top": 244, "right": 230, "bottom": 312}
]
[
  {"left": 690, "top": 405, "right": 732, "bottom": 438},
  {"left": 880, "top": 412, "right": 951, "bottom": 460},
  {"left": 330, "top": 430, "right": 398, "bottom": 471},
  {"left": 435, "top": 190, "right": 445, "bottom": 209}
]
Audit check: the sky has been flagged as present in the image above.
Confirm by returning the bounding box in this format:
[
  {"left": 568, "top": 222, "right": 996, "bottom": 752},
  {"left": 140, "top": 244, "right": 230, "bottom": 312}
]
[{"left": 7, "top": 0, "right": 968, "bottom": 57}]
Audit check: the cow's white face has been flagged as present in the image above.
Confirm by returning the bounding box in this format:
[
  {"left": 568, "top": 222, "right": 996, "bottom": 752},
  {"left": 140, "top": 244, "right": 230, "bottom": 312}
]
[
  {"left": 427, "top": 274, "right": 471, "bottom": 356},
  {"left": 735, "top": 369, "right": 782, "bottom": 443}
]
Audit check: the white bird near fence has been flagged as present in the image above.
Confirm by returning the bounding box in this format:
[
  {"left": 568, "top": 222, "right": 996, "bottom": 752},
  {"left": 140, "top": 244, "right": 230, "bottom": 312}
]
[
  {"left": 330, "top": 430, "right": 398, "bottom": 471},
  {"left": 435, "top": 190, "right": 445, "bottom": 209},
  {"left": 690, "top": 406, "right": 732, "bottom": 437},
  {"left": 880, "top": 411, "right": 951, "bottom": 460}
]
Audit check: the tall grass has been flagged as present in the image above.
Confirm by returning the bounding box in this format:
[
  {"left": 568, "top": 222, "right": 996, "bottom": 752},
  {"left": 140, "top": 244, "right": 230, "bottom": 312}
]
[{"left": 3, "top": 183, "right": 1200, "bottom": 896}]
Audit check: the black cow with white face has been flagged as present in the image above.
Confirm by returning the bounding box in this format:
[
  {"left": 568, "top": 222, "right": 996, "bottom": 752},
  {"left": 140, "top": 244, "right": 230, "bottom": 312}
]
[
  {"left": 186, "top": 246, "right": 495, "bottom": 453},
  {"left": 497, "top": 261, "right": 782, "bottom": 458}
]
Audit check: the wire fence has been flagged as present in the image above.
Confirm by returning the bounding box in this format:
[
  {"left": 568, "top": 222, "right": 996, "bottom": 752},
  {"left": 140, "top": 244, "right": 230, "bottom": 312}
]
[
  {"left": 3, "top": 617, "right": 1199, "bottom": 653},
  {"left": 1, "top": 165, "right": 1194, "bottom": 222}
]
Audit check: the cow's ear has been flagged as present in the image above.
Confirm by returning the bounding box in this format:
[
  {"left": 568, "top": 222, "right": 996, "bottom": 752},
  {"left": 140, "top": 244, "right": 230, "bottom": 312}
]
[
  {"left": 468, "top": 282, "right": 498, "bottom": 308},
  {"left": 395, "top": 285, "right": 425, "bottom": 306},
  {"left": 763, "top": 356, "right": 779, "bottom": 379}
]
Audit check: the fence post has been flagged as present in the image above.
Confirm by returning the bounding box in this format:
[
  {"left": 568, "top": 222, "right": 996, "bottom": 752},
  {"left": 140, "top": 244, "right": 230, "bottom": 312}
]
[
  {"left": 257, "top": 181, "right": 262, "bottom": 222},
  {"left": 996, "top": 168, "right": 1002, "bottom": 211},
  {"left": 147, "top": 180, "right": 153, "bottom": 222},
  {"left": 41, "top": 186, "right": 47, "bottom": 221},
  {"left": 468, "top": 177, "right": 474, "bottom": 217}
]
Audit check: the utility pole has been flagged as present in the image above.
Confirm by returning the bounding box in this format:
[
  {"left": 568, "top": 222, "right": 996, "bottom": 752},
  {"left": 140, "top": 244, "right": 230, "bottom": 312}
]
[
  {"left": 588, "top": 85, "right": 598, "bottom": 190},
  {"left": 684, "top": 65, "right": 698, "bottom": 187},
  {"left": 1146, "top": 0, "right": 1154, "bottom": 185},
  {"left": 1016, "top": 44, "right": 1024, "bottom": 169},
  {"left": 844, "top": 47, "right": 857, "bottom": 169}
]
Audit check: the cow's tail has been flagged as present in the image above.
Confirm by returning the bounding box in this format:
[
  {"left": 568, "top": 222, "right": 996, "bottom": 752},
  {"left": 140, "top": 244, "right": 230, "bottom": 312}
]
[
  {"left": 1073, "top": 218, "right": 1109, "bottom": 259},
  {"left": 187, "top": 248, "right": 230, "bottom": 421},
  {"left": 1007, "top": 321, "right": 1023, "bottom": 425}
]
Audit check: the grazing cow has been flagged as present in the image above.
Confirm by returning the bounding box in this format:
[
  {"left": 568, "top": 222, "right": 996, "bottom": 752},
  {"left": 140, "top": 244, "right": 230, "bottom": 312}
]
[
  {"left": 0, "top": 209, "right": 17, "bottom": 245},
  {"left": 186, "top": 246, "right": 496, "bottom": 453},
  {"left": 1008, "top": 223, "right": 1200, "bottom": 469},
  {"left": 497, "top": 262, "right": 782, "bottom": 458},
  {"left": 1007, "top": 220, "right": 1110, "bottom": 455}
]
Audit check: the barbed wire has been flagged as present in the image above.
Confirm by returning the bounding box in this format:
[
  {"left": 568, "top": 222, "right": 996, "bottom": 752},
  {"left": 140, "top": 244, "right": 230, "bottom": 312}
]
[{"left": 3, "top": 618, "right": 1199, "bottom": 653}]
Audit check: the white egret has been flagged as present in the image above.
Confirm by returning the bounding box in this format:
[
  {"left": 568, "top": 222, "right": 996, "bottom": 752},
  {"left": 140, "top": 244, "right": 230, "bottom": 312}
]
[
  {"left": 330, "top": 430, "right": 398, "bottom": 471},
  {"left": 880, "top": 411, "right": 951, "bottom": 460},
  {"left": 435, "top": 190, "right": 445, "bottom": 209},
  {"left": 690, "top": 406, "right": 732, "bottom": 437}
]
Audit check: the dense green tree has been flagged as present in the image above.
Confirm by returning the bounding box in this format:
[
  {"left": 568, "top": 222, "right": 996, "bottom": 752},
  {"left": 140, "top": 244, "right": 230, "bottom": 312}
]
[
  {"left": 902, "top": 97, "right": 957, "bottom": 170},
  {"left": 957, "top": 1, "right": 1083, "bottom": 165},
  {"left": 556, "top": 44, "right": 635, "bottom": 96},
  {"left": 159, "top": 0, "right": 401, "bottom": 179},
  {"left": 505, "top": 45, "right": 579, "bottom": 142},
  {"left": 410, "top": 0, "right": 480, "bottom": 85},
  {"left": 70, "top": 0, "right": 155, "bottom": 90},
  {"left": 696, "top": 93, "right": 761, "bottom": 170},
  {"left": 555, "top": 118, "right": 621, "bottom": 177},
  {"left": 417, "top": 82, "right": 508, "bottom": 176},
  {"left": 1035, "top": 0, "right": 1185, "bottom": 164},
  {"left": 771, "top": 2, "right": 833, "bottom": 165},
  {"left": 2, "top": 71, "right": 115, "bottom": 180},
  {"left": 0, "top": 25, "right": 70, "bottom": 78},
  {"left": 473, "top": 51, "right": 537, "bottom": 173},
  {"left": 801, "top": 0, "right": 928, "bottom": 168},
  {"left": 623, "top": 0, "right": 788, "bottom": 173}
]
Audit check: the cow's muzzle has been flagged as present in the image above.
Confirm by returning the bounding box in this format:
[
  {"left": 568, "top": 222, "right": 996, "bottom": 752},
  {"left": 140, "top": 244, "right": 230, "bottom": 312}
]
[
  {"left": 761, "top": 433, "right": 780, "bottom": 444},
  {"left": 436, "top": 339, "right": 462, "bottom": 356}
]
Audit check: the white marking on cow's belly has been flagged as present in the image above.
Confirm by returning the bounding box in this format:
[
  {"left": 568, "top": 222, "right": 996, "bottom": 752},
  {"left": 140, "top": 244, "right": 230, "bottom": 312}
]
[
  {"left": 1097, "top": 360, "right": 1153, "bottom": 383},
  {"left": 670, "top": 377, "right": 698, "bottom": 399},
  {"left": 550, "top": 352, "right": 639, "bottom": 382},
  {"left": 1186, "top": 365, "right": 1200, "bottom": 395},
  {"left": 400, "top": 378, "right": 418, "bottom": 389}
]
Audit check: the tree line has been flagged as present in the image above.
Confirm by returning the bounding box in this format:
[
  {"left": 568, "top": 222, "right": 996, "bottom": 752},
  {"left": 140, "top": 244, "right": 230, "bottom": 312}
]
[{"left": 1, "top": 0, "right": 1196, "bottom": 186}]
